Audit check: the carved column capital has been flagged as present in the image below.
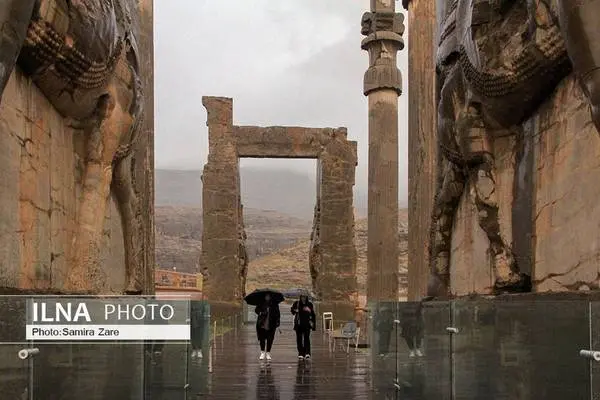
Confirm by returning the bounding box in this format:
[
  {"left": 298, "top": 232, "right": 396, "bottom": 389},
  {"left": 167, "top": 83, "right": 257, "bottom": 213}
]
[{"left": 361, "top": 11, "right": 405, "bottom": 96}]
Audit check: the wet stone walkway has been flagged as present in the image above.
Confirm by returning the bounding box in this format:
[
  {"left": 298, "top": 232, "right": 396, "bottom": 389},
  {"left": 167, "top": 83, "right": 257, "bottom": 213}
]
[{"left": 148, "top": 316, "right": 377, "bottom": 400}]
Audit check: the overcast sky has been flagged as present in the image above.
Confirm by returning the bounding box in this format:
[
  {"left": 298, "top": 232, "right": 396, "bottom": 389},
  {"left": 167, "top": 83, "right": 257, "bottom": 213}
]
[{"left": 154, "top": 0, "right": 409, "bottom": 203}]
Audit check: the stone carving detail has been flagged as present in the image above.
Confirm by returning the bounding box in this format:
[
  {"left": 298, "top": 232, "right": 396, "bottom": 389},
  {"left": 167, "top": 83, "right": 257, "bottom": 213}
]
[
  {"left": 237, "top": 196, "right": 249, "bottom": 292},
  {"left": 0, "top": 0, "right": 149, "bottom": 293},
  {"left": 429, "top": 0, "right": 600, "bottom": 297},
  {"left": 360, "top": 9, "right": 405, "bottom": 95},
  {"left": 201, "top": 97, "right": 357, "bottom": 305},
  {"left": 308, "top": 201, "right": 321, "bottom": 293}
]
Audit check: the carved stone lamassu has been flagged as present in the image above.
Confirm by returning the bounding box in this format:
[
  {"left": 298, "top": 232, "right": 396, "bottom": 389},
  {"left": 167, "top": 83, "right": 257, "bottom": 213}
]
[
  {"left": 428, "top": 0, "right": 600, "bottom": 297},
  {"left": 0, "top": 0, "right": 152, "bottom": 293}
]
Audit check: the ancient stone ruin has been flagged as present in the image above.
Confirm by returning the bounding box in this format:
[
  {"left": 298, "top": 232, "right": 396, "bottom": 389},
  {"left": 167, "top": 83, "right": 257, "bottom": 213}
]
[
  {"left": 201, "top": 97, "right": 358, "bottom": 310},
  {"left": 360, "top": 0, "right": 405, "bottom": 302},
  {"left": 405, "top": 0, "right": 600, "bottom": 298},
  {"left": 0, "top": 0, "right": 154, "bottom": 294}
]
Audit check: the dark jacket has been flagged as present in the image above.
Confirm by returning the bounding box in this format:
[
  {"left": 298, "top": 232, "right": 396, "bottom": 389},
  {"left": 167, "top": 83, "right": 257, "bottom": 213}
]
[
  {"left": 291, "top": 300, "right": 316, "bottom": 331},
  {"left": 255, "top": 303, "right": 280, "bottom": 331}
]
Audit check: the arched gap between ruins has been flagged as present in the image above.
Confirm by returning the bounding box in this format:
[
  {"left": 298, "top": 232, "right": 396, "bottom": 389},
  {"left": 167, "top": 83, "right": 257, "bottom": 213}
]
[{"left": 200, "top": 96, "right": 358, "bottom": 309}]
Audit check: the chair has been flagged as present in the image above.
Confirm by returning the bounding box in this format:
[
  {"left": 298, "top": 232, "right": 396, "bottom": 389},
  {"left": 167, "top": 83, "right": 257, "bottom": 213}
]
[
  {"left": 322, "top": 312, "right": 333, "bottom": 334},
  {"left": 329, "top": 321, "right": 361, "bottom": 353}
]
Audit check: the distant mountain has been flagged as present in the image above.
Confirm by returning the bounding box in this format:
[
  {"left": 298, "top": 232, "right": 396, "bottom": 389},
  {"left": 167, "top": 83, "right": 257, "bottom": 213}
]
[
  {"left": 155, "top": 205, "right": 312, "bottom": 273},
  {"left": 156, "top": 168, "right": 367, "bottom": 219}
]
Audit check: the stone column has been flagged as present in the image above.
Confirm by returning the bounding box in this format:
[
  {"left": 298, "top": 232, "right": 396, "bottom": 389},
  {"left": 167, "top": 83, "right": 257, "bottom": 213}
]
[
  {"left": 403, "top": 0, "right": 438, "bottom": 300},
  {"left": 201, "top": 97, "right": 242, "bottom": 309},
  {"left": 317, "top": 128, "right": 358, "bottom": 318},
  {"left": 361, "top": 0, "right": 405, "bottom": 301},
  {"left": 137, "top": 0, "right": 155, "bottom": 295}
]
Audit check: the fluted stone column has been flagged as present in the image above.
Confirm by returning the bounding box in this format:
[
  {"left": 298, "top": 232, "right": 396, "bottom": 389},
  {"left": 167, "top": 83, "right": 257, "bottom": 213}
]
[
  {"left": 403, "top": 0, "right": 438, "bottom": 300},
  {"left": 361, "top": 0, "right": 405, "bottom": 301}
]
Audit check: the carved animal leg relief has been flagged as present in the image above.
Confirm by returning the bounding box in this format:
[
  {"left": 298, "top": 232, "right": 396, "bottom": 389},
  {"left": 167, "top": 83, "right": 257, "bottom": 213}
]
[
  {"left": 583, "top": 68, "right": 600, "bottom": 132},
  {"left": 0, "top": 0, "right": 36, "bottom": 100},
  {"left": 66, "top": 88, "right": 133, "bottom": 292},
  {"left": 470, "top": 155, "right": 520, "bottom": 290},
  {"left": 556, "top": 0, "right": 600, "bottom": 132},
  {"left": 430, "top": 159, "right": 466, "bottom": 295},
  {"left": 113, "top": 154, "right": 142, "bottom": 294}
]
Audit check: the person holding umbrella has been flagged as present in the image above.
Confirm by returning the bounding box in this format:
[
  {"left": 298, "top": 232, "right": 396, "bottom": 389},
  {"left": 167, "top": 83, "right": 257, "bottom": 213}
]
[
  {"left": 291, "top": 292, "right": 316, "bottom": 360},
  {"left": 245, "top": 288, "right": 284, "bottom": 361}
]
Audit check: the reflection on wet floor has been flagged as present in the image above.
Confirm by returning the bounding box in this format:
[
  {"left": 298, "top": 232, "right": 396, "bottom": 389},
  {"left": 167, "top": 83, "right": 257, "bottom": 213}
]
[{"left": 190, "top": 320, "right": 373, "bottom": 399}]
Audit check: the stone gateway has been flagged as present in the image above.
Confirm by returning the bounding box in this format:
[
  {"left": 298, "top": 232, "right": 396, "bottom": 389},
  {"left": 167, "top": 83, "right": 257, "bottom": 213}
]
[{"left": 201, "top": 97, "right": 358, "bottom": 312}]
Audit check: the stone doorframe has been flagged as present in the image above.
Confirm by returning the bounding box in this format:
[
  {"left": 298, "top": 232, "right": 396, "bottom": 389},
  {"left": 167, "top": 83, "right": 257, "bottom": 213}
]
[{"left": 200, "top": 97, "right": 358, "bottom": 308}]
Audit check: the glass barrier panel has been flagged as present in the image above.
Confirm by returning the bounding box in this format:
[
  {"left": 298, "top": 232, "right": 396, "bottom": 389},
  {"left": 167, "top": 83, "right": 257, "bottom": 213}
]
[
  {"left": 452, "top": 297, "right": 590, "bottom": 399},
  {"left": 421, "top": 300, "right": 452, "bottom": 400},
  {"left": 0, "top": 296, "right": 31, "bottom": 399},
  {"left": 369, "top": 300, "right": 399, "bottom": 399},
  {"left": 589, "top": 299, "right": 600, "bottom": 399},
  {"left": 34, "top": 342, "right": 144, "bottom": 399}
]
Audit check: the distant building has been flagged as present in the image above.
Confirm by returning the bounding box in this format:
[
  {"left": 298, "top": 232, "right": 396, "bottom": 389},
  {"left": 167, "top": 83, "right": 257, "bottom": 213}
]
[{"left": 155, "top": 269, "right": 203, "bottom": 300}]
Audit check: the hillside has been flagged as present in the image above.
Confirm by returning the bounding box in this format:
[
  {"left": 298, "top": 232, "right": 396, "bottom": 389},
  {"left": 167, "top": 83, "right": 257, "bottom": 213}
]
[
  {"left": 246, "top": 209, "right": 409, "bottom": 297},
  {"left": 155, "top": 206, "right": 312, "bottom": 272},
  {"left": 154, "top": 168, "right": 405, "bottom": 294}
]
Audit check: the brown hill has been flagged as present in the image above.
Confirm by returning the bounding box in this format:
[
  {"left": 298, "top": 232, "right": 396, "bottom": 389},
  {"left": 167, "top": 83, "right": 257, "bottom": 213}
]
[
  {"left": 155, "top": 206, "right": 312, "bottom": 272},
  {"left": 246, "top": 209, "right": 409, "bottom": 297}
]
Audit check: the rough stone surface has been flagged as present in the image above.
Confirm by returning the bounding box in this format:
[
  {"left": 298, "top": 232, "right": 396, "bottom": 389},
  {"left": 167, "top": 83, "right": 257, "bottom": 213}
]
[
  {"left": 533, "top": 78, "right": 600, "bottom": 292},
  {"left": 201, "top": 97, "right": 357, "bottom": 307},
  {"left": 0, "top": 0, "right": 154, "bottom": 294}
]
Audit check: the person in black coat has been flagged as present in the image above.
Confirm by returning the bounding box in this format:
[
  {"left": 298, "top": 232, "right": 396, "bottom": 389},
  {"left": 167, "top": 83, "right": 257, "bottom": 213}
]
[
  {"left": 291, "top": 294, "right": 316, "bottom": 359},
  {"left": 255, "top": 293, "right": 280, "bottom": 361}
]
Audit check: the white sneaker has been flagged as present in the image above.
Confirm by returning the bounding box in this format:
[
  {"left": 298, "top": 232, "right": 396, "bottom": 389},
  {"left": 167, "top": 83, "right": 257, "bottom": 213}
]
[
  {"left": 298, "top": 355, "right": 304, "bottom": 360},
  {"left": 409, "top": 350, "right": 416, "bottom": 358},
  {"left": 197, "top": 349, "right": 203, "bottom": 359},
  {"left": 191, "top": 350, "right": 197, "bottom": 359},
  {"left": 259, "top": 351, "right": 266, "bottom": 360},
  {"left": 416, "top": 349, "right": 424, "bottom": 357},
  {"left": 304, "top": 354, "right": 311, "bottom": 360},
  {"left": 266, "top": 352, "right": 272, "bottom": 361}
]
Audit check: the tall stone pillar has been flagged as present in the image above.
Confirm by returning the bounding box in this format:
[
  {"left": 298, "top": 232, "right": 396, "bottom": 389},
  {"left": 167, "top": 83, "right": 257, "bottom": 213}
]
[
  {"left": 361, "top": 0, "right": 405, "bottom": 301},
  {"left": 201, "top": 97, "right": 242, "bottom": 312},
  {"left": 403, "top": 0, "right": 438, "bottom": 300},
  {"left": 317, "top": 129, "right": 358, "bottom": 318}
]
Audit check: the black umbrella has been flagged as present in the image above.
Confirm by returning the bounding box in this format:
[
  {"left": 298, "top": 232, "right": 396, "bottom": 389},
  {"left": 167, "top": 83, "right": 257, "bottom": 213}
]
[{"left": 244, "top": 288, "right": 284, "bottom": 306}]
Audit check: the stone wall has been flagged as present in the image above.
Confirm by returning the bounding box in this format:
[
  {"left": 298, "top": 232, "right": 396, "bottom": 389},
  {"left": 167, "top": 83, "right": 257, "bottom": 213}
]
[
  {"left": 449, "top": 77, "right": 600, "bottom": 295},
  {"left": 201, "top": 97, "right": 357, "bottom": 308},
  {"left": 0, "top": 0, "right": 154, "bottom": 294}
]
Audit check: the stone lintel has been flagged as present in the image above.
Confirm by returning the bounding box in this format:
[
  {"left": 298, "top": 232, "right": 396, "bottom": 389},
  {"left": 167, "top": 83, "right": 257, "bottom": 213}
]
[{"left": 234, "top": 125, "right": 356, "bottom": 159}]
